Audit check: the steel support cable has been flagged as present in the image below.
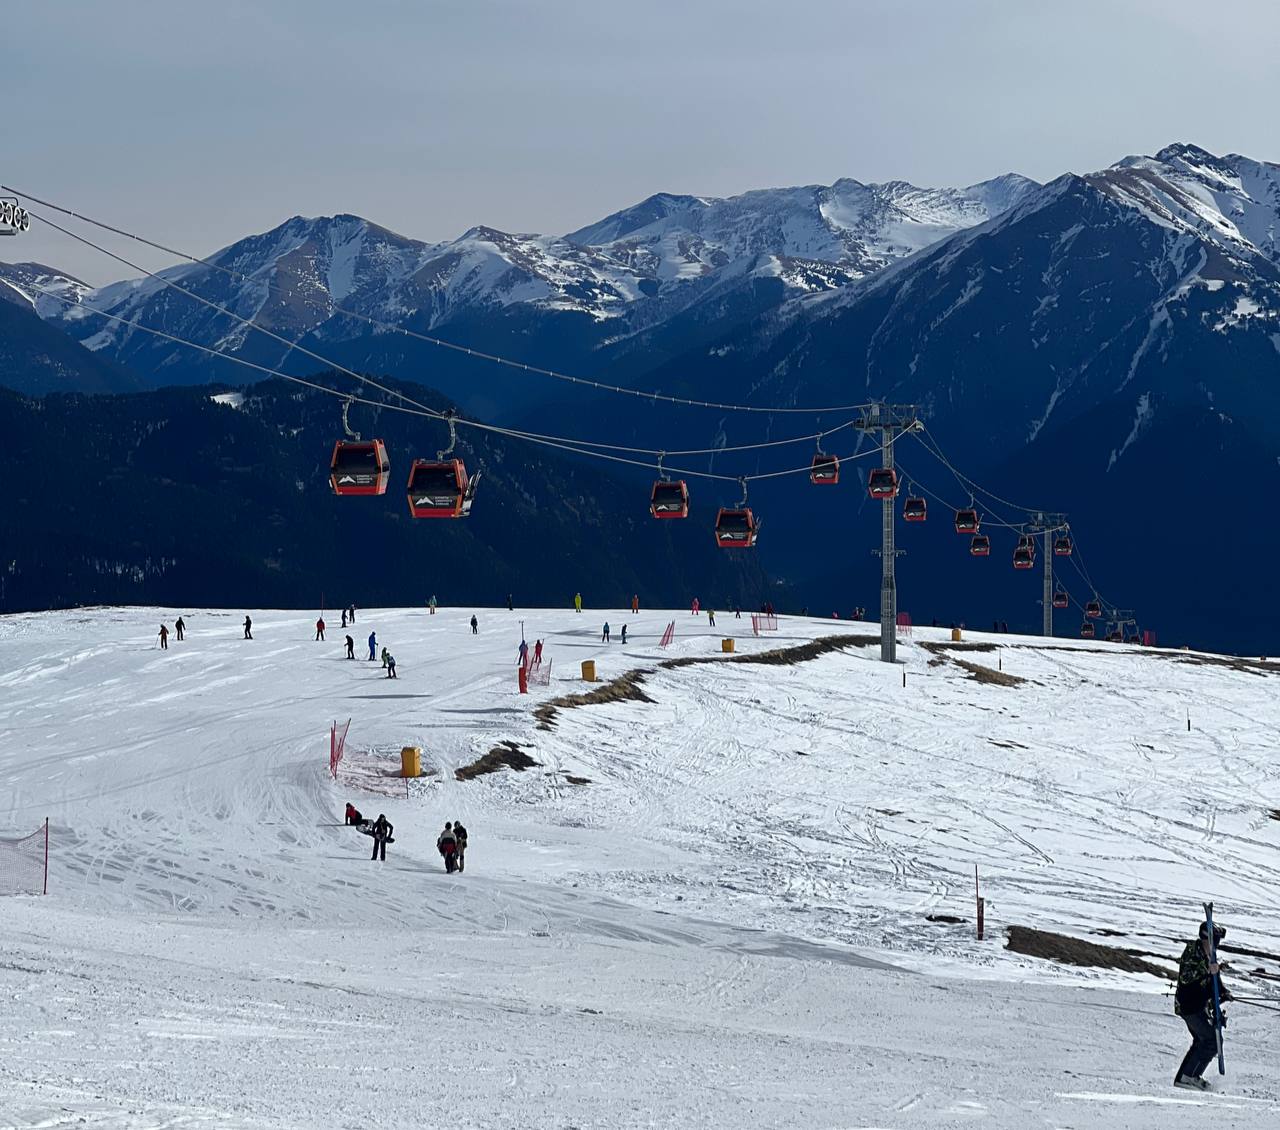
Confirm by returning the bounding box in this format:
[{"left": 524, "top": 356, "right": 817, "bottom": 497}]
[
  {"left": 27, "top": 280, "right": 890, "bottom": 486},
  {"left": 893, "top": 462, "right": 1033, "bottom": 535},
  {"left": 27, "top": 209, "right": 860, "bottom": 462},
  {"left": 9, "top": 183, "right": 878, "bottom": 416}
]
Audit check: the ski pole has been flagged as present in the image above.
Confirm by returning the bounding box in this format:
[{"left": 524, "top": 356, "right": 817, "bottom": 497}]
[{"left": 1230, "top": 999, "right": 1280, "bottom": 1013}]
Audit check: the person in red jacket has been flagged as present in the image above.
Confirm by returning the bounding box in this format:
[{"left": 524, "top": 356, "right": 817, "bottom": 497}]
[{"left": 315, "top": 617, "right": 326, "bottom": 641}]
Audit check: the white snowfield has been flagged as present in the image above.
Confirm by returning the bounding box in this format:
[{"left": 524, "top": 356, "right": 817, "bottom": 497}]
[{"left": 1, "top": 606, "right": 1278, "bottom": 1128}]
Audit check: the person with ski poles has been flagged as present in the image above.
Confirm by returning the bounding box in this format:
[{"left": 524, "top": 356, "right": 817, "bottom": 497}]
[
  {"left": 1174, "top": 916, "right": 1233, "bottom": 1090},
  {"left": 158, "top": 624, "right": 169, "bottom": 650},
  {"left": 367, "top": 631, "right": 377, "bottom": 660}
]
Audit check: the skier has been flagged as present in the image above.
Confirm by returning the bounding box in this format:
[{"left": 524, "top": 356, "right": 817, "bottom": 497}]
[
  {"left": 518, "top": 639, "right": 529, "bottom": 666},
  {"left": 735, "top": 606, "right": 741, "bottom": 619},
  {"left": 533, "top": 639, "right": 543, "bottom": 665},
  {"left": 381, "top": 647, "right": 389, "bottom": 669},
  {"left": 470, "top": 614, "right": 479, "bottom": 635},
  {"left": 174, "top": 616, "right": 185, "bottom": 641},
  {"left": 620, "top": 623, "right": 628, "bottom": 644},
  {"left": 429, "top": 594, "right": 437, "bottom": 615},
  {"left": 602, "top": 621, "right": 610, "bottom": 643},
  {"left": 345, "top": 634, "right": 355, "bottom": 659},
  {"left": 367, "top": 631, "right": 377, "bottom": 661},
  {"left": 315, "top": 617, "right": 326, "bottom": 642},
  {"left": 631, "top": 594, "right": 639, "bottom": 614},
  {"left": 708, "top": 609, "right": 716, "bottom": 628},
  {"left": 437, "top": 821, "right": 459, "bottom": 873},
  {"left": 507, "top": 593, "right": 514, "bottom": 611},
  {"left": 344, "top": 802, "right": 364, "bottom": 826},
  {"left": 574, "top": 592, "right": 583, "bottom": 613},
  {"left": 341, "top": 608, "right": 348, "bottom": 628},
  {"left": 454, "top": 820, "right": 469, "bottom": 872},
  {"left": 691, "top": 598, "right": 700, "bottom": 615},
  {"left": 1174, "top": 917, "right": 1232, "bottom": 1089},
  {"left": 158, "top": 623, "right": 169, "bottom": 650},
  {"left": 386, "top": 653, "right": 397, "bottom": 679},
  {"left": 243, "top": 615, "right": 253, "bottom": 640},
  {"left": 370, "top": 813, "right": 393, "bottom": 862}
]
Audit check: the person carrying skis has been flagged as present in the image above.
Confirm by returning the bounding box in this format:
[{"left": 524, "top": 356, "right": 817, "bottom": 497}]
[
  {"left": 1174, "top": 917, "right": 1232, "bottom": 1090},
  {"left": 370, "top": 813, "right": 393, "bottom": 862},
  {"left": 316, "top": 617, "right": 326, "bottom": 642},
  {"left": 437, "top": 821, "right": 459, "bottom": 873},
  {"left": 574, "top": 592, "right": 583, "bottom": 613},
  {"left": 386, "top": 653, "right": 397, "bottom": 679},
  {"left": 174, "top": 616, "right": 185, "bottom": 641},
  {"left": 345, "top": 634, "right": 355, "bottom": 659},
  {"left": 344, "top": 802, "right": 365, "bottom": 826},
  {"left": 158, "top": 624, "right": 169, "bottom": 650},
  {"left": 453, "top": 820, "right": 468, "bottom": 872},
  {"left": 367, "top": 631, "right": 377, "bottom": 660},
  {"left": 470, "top": 614, "right": 479, "bottom": 635},
  {"left": 243, "top": 615, "right": 253, "bottom": 640},
  {"left": 601, "top": 621, "right": 610, "bottom": 643},
  {"left": 533, "top": 639, "right": 543, "bottom": 664}
]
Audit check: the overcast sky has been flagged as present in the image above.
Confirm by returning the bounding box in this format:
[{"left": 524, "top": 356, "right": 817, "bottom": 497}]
[{"left": 6, "top": 0, "right": 1278, "bottom": 284}]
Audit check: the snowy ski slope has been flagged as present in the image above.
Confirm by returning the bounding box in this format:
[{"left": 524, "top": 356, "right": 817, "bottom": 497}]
[{"left": 1, "top": 605, "right": 1279, "bottom": 1128}]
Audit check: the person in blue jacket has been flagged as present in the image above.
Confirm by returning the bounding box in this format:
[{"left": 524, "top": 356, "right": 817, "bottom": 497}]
[{"left": 367, "top": 630, "right": 377, "bottom": 661}]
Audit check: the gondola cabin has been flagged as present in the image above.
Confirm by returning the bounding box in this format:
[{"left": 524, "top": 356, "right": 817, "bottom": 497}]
[
  {"left": 1106, "top": 630, "right": 1124, "bottom": 642},
  {"left": 1053, "top": 535, "right": 1073, "bottom": 556},
  {"left": 867, "top": 468, "right": 899, "bottom": 500},
  {"left": 714, "top": 507, "right": 758, "bottom": 548},
  {"left": 1013, "top": 545, "right": 1034, "bottom": 569},
  {"left": 406, "top": 458, "right": 474, "bottom": 519},
  {"left": 1052, "top": 590, "right": 1069, "bottom": 609},
  {"left": 810, "top": 454, "right": 840, "bottom": 484},
  {"left": 955, "top": 508, "right": 980, "bottom": 534},
  {"left": 1085, "top": 599, "right": 1102, "bottom": 619},
  {"left": 650, "top": 479, "right": 690, "bottom": 519},
  {"left": 969, "top": 534, "right": 990, "bottom": 556},
  {"left": 329, "top": 439, "right": 390, "bottom": 496},
  {"left": 902, "top": 496, "right": 927, "bottom": 522},
  {"left": 1080, "top": 622, "right": 1096, "bottom": 639}
]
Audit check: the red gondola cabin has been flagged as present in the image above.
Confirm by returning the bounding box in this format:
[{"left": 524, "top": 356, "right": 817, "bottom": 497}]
[
  {"left": 714, "top": 508, "right": 758, "bottom": 548},
  {"left": 969, "top": 534, "right": 990, "bottom": 556},
  {"left": 1080, "top": 622, "right": 1096, "bottom": 639},
  {"left": 810, "top": 454, "right": 840, "bottom": 484},
  {"left": 1013, "top": 546, "right": 1034, "bottom": 569},
  {"left": 650, "top": 479, "right": 690, "bottom": 519},
  {"left": 903, "top": 496, "right": 927, "bottom": 522},
  {"left": 1052, "top": 590, "right": 1069, "bottom": 609},
  {"left": 406, "top": 458, "right": 475, "bottom": 519},
  {"left": 955, "top": 508, "right": 980, "bottom": 534},
  {"left": 1054, "top": 535, "right": 1073, "bottom": 556},
  {"left": 329, "top": 439, "right": 390, "bottom": 496},
  {"left": 867, "top": 468, "right": 899, "bottom": 499},
  {"left": 1085, "top": 599, "right": 1102, "bottom": 619}
]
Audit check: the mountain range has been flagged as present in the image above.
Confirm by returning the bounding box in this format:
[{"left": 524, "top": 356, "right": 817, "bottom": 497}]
[{"left": 2, "top": 142, "right": 1278, "bottom": 649}]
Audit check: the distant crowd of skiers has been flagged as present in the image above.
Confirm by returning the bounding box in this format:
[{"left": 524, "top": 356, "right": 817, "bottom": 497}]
[{"left": 344, "top": 802, "right": 468, "bottom": 872}]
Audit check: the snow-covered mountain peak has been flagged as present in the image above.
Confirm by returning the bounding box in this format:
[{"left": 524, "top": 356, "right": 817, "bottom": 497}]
[{"left": 0, "top": 260, "right": 91, "bottom": 312}]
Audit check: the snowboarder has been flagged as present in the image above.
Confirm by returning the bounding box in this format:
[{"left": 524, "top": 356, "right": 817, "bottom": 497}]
[
  {"left": 344, "top": 802, "right": 364, "bottom": 826},
  {"left": 315, "top": 617, "right": 325, "bottom": 642},
  {"left": 631, "top": 594, "right": 639, "bottom": 614},
  {"left": 345, "top": 634, "right": 355, "bottom": 659},
  {"left": 341, "top": 608, "right": 348, "bottom": 628},
  {"left": 518, "top": 639, "right": 529, "bottom": 666},
  {"left": 708, "top": 609, "right": 716, "bottom": 627},
  {"left": 429, "top": 594, "right": 437, "bottom": 615},
  {"left": 243, "top": 615, "right": 253, "bottom": 640},
  {"left": 507, "top": 593, "right": 514, "bottom": 611},
  {"left": 620, "top": 624, "right": 628, "bottom": 644},
  {"left": 437, "top": 822, "right": 459, "bottom": 873},
  {"left": 370, "top": 813, "right": 393, "bottom": 862},
  {"left": 574, "top": 592, "right": 583, "bottom": 613},
  {"left": 470, "top": 615, "right": 479, "bottom": 635},
  {"left": 1174, "top": 917, "right": 1232, "bottom": 1089},
  {"left": 367, "top": 631, "right": 377, "bottom": 661},
  {"left": 602, "top": 621, "right": 610, "bottom": 643},
  {"left": 533, "top": 639, "right": 543, "bottom": 664},
  {"left": 454, "top": 820, "right": 468, "bottom": 872},
  {"left": 158, "top": 624, "right": 169, "bottom": 650},
  {"left": 174, "top": 616, "right": 185, "bottom": 641},
  {"left": 386, "top": 653, "right": 397, "bottom": 679}
]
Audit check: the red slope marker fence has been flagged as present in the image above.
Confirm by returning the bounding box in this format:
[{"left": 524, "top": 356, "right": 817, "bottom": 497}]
[{"left": 0, "top": 818, "right": 49, "bottom": 896}]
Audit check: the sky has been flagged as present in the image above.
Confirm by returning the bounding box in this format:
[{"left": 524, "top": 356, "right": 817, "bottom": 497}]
[{"left": 4, "top": 0, "right": 1279, "bottom": 284}]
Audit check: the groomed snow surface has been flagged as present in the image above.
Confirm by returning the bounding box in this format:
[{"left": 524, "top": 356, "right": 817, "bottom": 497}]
[{"left": 2, "top": 606, "right": 1279, "bottom": 1128}]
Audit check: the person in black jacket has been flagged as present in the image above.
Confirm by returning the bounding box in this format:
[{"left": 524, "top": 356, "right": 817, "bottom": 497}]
[
  {"left": 453, "top": 821, "right": 469, "bottom": 872},
  {"left": 370, "top": 814, "right": 393, "bottom": 862},
  {"left": 437, "top": 822, "right": 459, "bottom": 872},
  {"left": 1173, "top": 918, "right": 1232, "bottom": 1089},
  {"left": 243, "top": 615, "right": 253, "bottom": 640}
]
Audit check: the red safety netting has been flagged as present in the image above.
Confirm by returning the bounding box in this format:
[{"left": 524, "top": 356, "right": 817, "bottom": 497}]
[
  {"left": 751, "top": 613, "right": 778, "bottom": 635},
  {"left": 0, "top": 819, "right": 48, "bottom": 896},
  {"left": 330, "top": 719, "right": 351, "bottom": 780}
]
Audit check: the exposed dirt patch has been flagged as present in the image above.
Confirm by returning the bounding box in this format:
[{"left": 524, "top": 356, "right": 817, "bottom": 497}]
[
  {"left": 563, "top": 773, "right": 591, "bottom": 786},
  {"left": 950, "top": 658, "right": 1025, "bottom": 687},
  {"left": 534, "top": 669, "right": 655, "bottom": 730},
  {"left": 926, "top": 914, "right": 965, "bottom": 925},
  {"left": 920, "top": 641, "right": 999, "bottom": 654},
  {"left": 1151, "top": 651, "right": 1275, "bottom": 677},
  {"left": 455, "top": 741, "right": 540, "bottom": 780},
  {"left": 1006, "top": 925, "right": 1170, "bottom": 978},
  {"left": 1269, "top": 809, "right": 1280, "bottom": 822}
]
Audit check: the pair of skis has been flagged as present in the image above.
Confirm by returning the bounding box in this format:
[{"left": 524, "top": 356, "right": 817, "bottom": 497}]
[{"left": 1204, "top": 901, "right": 1225, "bottom": 1076}]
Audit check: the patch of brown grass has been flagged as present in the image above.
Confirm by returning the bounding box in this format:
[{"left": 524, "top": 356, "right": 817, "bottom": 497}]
[
  {"left": 920, "top": 641, "right": 999, "bottom": 654},
  {"left": 1006, "top": 925, "right": 1169, "bottom": 978},
  {"left": 951, "top": 658, "right": 1026, "bottom": 687},
  {"left": 455, "top": 740, "right": 540, "bottom": 780},
  {"left": 534, "top": 669, "right": 655, "bottom": 731}
]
